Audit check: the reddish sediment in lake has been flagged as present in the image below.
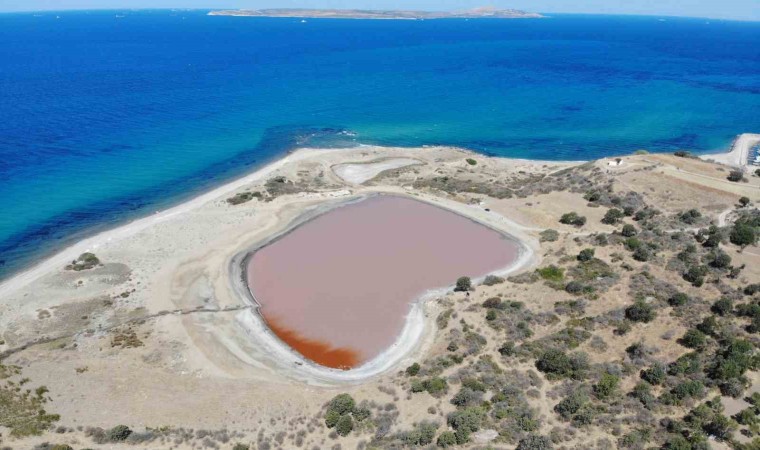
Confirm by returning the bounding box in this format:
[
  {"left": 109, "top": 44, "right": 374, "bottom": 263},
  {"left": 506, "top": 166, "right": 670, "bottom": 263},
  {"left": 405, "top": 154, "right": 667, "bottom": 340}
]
[{"left": 247, "top": 195, "right": 520, "bottom": 369}]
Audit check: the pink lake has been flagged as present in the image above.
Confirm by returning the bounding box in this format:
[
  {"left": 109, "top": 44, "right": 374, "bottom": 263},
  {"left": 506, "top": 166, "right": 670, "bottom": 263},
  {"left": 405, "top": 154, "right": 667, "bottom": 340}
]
[{"left": 247, "top": 195, "right": 520, "bottom": 369}]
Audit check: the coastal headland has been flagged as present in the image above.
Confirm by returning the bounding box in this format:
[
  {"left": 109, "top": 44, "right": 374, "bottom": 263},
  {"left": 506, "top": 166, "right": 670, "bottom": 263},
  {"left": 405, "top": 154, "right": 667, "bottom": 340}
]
[{"left": 0, "top": 143, "right": 758, "bottom": 449}]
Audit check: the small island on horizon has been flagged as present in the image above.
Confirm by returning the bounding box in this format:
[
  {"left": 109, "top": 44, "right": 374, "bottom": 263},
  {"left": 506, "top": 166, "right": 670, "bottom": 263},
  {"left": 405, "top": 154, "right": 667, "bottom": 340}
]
[{"left": 208, "top": 6, "right": 544, "bottom": 20}]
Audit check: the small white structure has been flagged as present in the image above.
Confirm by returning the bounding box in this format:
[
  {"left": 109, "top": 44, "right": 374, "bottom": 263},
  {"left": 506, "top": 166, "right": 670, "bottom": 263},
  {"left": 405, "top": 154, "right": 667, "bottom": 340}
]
[{"left": 607, "top": 158, "right": 624, "bottom": 167}]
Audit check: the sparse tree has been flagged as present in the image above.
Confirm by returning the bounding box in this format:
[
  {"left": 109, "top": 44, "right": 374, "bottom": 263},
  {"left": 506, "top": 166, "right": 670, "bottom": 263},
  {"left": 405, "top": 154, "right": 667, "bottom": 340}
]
[
  {"left": 602, "top": 208, "right": 624, "bottom": 225},
  {"left": 727, "top": 169, "right": 744, "bottom": 182},
  {"left": 730, "top": 223, "right": 757, "bottom": 250},
  {"left": 454, "top": 276, "right": 472, "bottom": 292}
]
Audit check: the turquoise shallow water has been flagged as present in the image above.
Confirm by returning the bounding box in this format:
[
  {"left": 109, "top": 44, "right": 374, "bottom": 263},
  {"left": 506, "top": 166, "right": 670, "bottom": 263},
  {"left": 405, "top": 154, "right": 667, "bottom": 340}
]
[{"left": 0, "top": 10, "right": 758, "bottom": 279}]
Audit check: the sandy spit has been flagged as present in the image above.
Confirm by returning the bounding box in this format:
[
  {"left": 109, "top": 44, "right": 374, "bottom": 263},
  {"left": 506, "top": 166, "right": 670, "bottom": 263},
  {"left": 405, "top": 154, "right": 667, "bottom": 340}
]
[
  {"left": 0, "top": 148, "right": 340, "bottom": 299},
  {"left": 700, "top": 132, "right": 760, "bottom": 169}
]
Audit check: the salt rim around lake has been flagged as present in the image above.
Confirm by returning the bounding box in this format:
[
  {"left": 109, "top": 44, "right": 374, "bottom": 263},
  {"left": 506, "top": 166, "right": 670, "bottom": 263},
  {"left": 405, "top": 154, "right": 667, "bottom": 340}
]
[{"left": 230, "top": 192, "right": 535, "bottom": 382}]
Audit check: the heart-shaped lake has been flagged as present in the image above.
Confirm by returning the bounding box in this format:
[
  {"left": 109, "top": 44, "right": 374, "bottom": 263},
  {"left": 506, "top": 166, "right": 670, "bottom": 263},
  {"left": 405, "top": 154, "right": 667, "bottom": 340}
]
[{"left": 246, "top": 195, "right": 521, "bottom": 369}]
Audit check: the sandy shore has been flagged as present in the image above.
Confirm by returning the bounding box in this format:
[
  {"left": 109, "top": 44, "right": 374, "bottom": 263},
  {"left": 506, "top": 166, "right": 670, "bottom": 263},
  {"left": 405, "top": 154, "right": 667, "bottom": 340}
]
[
  {"left": 700, "top": 132, "right": 760, "bottom": 169},
  {"left": 0, "top": 148, "right": 335, "bottom": 299}
]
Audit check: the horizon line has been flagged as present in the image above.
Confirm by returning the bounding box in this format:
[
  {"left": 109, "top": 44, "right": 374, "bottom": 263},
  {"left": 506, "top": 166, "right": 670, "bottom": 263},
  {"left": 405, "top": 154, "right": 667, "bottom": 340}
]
[{"left": 0, "top": 7, "right": 758, "bottom": 23}]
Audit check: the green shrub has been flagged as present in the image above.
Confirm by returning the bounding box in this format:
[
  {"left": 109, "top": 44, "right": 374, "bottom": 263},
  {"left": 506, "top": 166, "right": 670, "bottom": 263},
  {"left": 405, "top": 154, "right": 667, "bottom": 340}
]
[
  {"left": 683, "top": 265, "right": 708, "bottom": 287},
  {"left": 554, "top": 390, "right": 588, "bottom": 420},
  {"left": 704, "top": 413, "right": 737, "bottom": 440},
  {"left": 625, "top": 301, "right": 656, "bottom": 323},
  {"left": 447, "top": 407, "right": 484, "bottom": 438},
  {"left": 662, "top": 435, "right": 692, "bottom": 450},
  {"left": 498, "top": 342, "right": 515, "bottom": 357},
  {"left": 668, "top": 352, "right": 702, "bottom": 376},
  {"left": 516, "top": 435, "right": 553, "bottom": 450},
  {"left": 482, "top": 275, "right": 505, "bottom": 286},
  {"left": 640, "top": 363, "right": 666, "bottom": 385},
  {"left": 709, "top": 339, "right": 755, "bottom": 381},
  {"left": 425, "top": 377, "right": 448, "bottom": 395},
  {"left": 730, "top": 223, "right": 757, "bottom": 249},
  {"left": 536, "top": 349, "right": 588, "bottom": 380},
  {"left": 679, "top": 208, "right": 702, "bottom": 224},
  {"left": 327, "top": 394, "right": 355, "bottom": 415},
  {"left": 669, "top": 292, "right": 689, "bottom": 307},
  {"left": 454, "top": 276, "right": 472, "bottom": 292},
  {"left": 711, "top": 297, "right": 733, "bottom": 316},
  {"left": 565, "top": 281, "right": 584, "bottom": 294},
  {"left": 577, "top": 248, "right": 595, "bottom": 262},
  {"left": 697, "top": 315, "right": 720, "bottom": 337},
  {"left": 602, "top": 208, "right": 624, "bottom": 225},
  {"left": 537, "top": 265, "right": 564, "bottom": 282},
  {"left": 353, "top": 406, "right": 371, "bottom": 422},
  {"left": 402, "top": 421, "right": 438, "bottom": 445},
  {"left": 107, "top": 425, "right": 132, "bottom": 442},
  {"left": 734, "top": 407, "right": 758, "bottom": 426},
  {"left": 708, "top": 250, "right": 732, "bottom": 269},
  {"left": 335, "top": 414, "right": 353, "bottom": 436},
  {"left": 621, "top": 224, "right": 637, "bottom": 237},
  {"left": 668, "top": 380, "right": 705, "bottom": 403},
  {"left": 632, "top": 246, "right": 652, "bottom": 262},
  {"left": 406, "top": 362, "right": 420, "bottom": 376},
  {"left": 630, "top": 382, "right": 656, "bottom": 409},
  {"left": 560, "top": 212, "right": 586, "bottom": 227},
  {"left": 593, "top": 373, "right": 620, "bottom": 400},
  {"left": 413, "top": 377, "right": 449, "bottom": 396},
  {"left": 680, "top": 329, "right": 707, "bottom": 350},
  {"left": 465, "top": 158, "right": 477, "bottom": 166},
  {"left": 437, "top": 431, "right": 457, "bottom": 447},
  {"left": 325, "top": 409, "right": 341, "bottom": 428},
  {"left": 539, "top": 229, "right": 559, "bottom": 242},
  {"left": 623, "top": 237, "right": 642, "bottom": 250},
  {"left": 727, "top": 169, "right": 744, "bottom": 182}
]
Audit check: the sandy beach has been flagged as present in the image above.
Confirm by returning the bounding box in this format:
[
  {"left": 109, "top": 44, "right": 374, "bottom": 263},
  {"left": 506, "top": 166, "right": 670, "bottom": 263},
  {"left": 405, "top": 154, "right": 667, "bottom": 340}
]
[{"left": 700, "top": 132, "right": 760, "bottom": 169}]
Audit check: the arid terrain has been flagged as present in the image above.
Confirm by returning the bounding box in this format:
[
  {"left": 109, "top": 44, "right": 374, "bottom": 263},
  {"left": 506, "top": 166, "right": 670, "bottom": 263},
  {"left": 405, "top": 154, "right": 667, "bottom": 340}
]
[{"left": 0, "top": 145, "right": 758, "bottom": 450}]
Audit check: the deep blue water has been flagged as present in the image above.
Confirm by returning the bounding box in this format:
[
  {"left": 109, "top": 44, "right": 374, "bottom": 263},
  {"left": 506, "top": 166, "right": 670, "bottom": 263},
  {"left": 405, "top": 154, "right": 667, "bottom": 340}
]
[{"left": 0, "top": 10, "right": 758, "bottom": 280}]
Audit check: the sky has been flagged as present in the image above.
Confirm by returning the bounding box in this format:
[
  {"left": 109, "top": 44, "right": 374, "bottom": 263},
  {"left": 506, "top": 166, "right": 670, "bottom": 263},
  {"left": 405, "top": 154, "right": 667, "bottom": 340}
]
[{"left": 0, "top": 0, "right": 757, "bottom": 21}]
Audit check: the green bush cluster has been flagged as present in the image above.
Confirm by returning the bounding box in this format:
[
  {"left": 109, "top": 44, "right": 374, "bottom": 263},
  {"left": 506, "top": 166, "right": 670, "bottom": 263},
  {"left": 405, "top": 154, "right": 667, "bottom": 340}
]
[
  {"left": 535, "top": 349, "right": 589, "bottom": 380},
  {"left": 601, "top": 208, "right": 624, "bottom": 225},
  {"left": 559, "top": 212, "right": 586, "bottom": 227},
  {"left": 323, "top": 394, "right": 369, "bottom": 437},
  {"left": 625, "top": 301, "right": 656, "bottom": 323},
  {"left": 454, "top": 276, "right": 472, "bottom": 292},
  {"left": 446, "top": 406, "right": 485, "bottom": 444},
  {"left": 411, "top": 377, "right": 448, "bottom": 397}
]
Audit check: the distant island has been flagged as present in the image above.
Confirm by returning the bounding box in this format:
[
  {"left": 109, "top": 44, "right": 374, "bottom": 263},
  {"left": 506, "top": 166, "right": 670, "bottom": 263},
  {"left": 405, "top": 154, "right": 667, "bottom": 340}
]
[{"left": 208, "top": 7, "right": 544, "bottom": 20}]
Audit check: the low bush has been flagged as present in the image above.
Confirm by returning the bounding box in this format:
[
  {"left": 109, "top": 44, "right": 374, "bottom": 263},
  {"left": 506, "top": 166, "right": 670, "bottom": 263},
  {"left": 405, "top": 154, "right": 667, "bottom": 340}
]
[
  {"left": 560, "top": 212, "right": 586, "bottom": 227},
  {"left": 727, "top": 169, "right": 744, "bottom": 182},
  {"left": 625, "top": 301, "right": 656, "bottom": 323},
  {"left": 454, "top": 276, "right": 472, "bottom": 292},
  {"left": 602, "top": 208, "right": 624, "bottom": 225},
  {"left": 539, "top": 229, "right": 559, "bottom": 242}
]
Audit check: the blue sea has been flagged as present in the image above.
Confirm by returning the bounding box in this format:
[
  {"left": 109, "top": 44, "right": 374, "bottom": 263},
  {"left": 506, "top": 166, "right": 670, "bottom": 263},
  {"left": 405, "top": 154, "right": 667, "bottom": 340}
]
[{"left": 0, "top": 10, "right": 758, "bottom": 280}]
